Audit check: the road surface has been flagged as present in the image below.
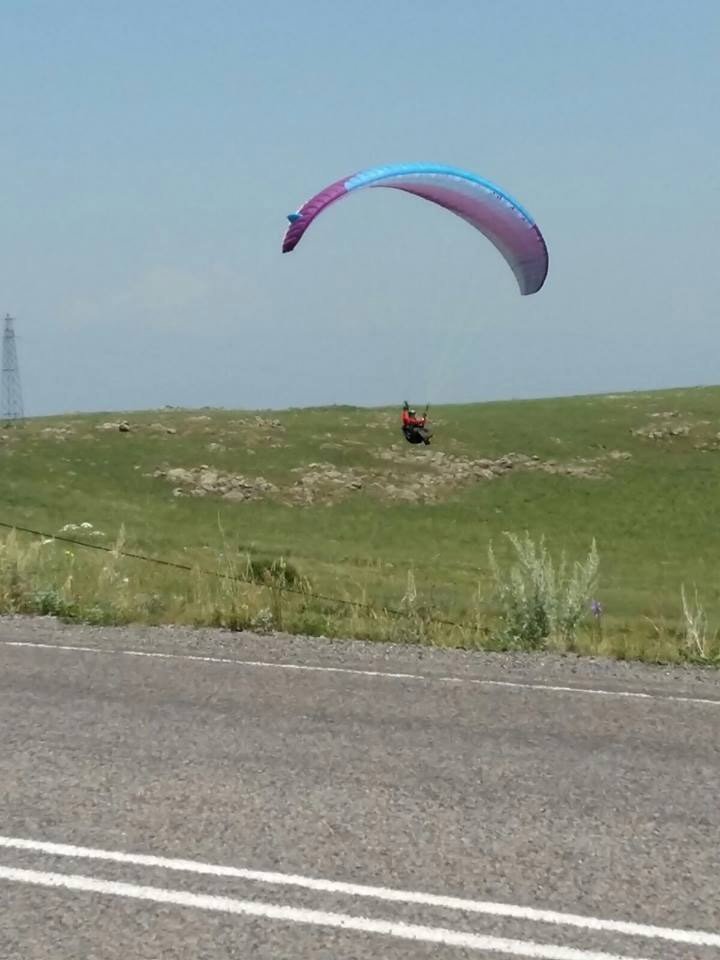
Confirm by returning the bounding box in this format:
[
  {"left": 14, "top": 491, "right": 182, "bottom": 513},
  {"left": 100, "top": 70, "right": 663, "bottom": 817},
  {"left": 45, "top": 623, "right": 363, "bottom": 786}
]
[{"left": 1, "top": 616, "right": 719, "bottom": 959}]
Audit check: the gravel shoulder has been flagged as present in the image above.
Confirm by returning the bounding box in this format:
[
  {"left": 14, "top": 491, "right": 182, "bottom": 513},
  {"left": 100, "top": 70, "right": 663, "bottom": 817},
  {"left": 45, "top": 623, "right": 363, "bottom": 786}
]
[{"left": 2, "top": 613, "right": 719, "bottom": 701}]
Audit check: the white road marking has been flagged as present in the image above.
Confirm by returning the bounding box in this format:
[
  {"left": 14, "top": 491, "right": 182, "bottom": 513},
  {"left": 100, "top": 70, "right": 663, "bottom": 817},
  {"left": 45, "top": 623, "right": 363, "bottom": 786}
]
[
  {"left": 3, "top": 637, "right": 720, "bottom": 707},
  {"left": 0, "top": 835, "right": 717, "bottom": 949},
  {"left": 0, "top": 864, "right": 655, "bottom": 960}
]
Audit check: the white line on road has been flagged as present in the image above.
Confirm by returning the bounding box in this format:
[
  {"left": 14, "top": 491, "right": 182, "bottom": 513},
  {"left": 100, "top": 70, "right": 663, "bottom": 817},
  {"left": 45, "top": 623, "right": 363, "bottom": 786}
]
[
  {"left": 1, "top": 835, "right": 717, "bottom": 949},
  {"left": 0, "top": 864, "right": 655, "bottom": 960},
  {"left": 3, "top": 638, "right": 720, "bottom": 707}
]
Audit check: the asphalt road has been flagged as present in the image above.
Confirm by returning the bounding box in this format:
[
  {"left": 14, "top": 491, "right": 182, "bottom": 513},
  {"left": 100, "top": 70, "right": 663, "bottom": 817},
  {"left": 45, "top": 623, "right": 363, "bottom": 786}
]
[{"left": 1, "top": 616, "right": 719, "bottom": 959}]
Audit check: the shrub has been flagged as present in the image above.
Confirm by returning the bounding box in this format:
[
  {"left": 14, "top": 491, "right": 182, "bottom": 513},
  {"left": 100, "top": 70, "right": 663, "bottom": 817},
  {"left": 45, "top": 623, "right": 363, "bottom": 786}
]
[
  {"left": 488, "top": 531, "right": 599, "bottom": 650},
  {"left": 243, "top": 554, "right": 304, "bottom": 589}
]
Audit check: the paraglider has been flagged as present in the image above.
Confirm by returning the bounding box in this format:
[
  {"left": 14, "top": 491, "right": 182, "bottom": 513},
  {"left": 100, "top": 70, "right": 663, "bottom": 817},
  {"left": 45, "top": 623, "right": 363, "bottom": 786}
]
[
  {"left": 401, "top": 402, "right": 432, "bottom": 446},
  {"left": 282, "top": 162, "right": 549, "bottom": 295},
  {"left": 282, "top": 163, "right": 549, "bottom": 448}
]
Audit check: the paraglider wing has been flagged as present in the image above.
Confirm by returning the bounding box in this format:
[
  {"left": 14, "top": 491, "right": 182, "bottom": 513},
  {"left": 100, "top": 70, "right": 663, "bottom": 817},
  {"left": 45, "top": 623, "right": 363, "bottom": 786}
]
[{"left": 282, "top": 163, "right": 548, "bottom": 295}]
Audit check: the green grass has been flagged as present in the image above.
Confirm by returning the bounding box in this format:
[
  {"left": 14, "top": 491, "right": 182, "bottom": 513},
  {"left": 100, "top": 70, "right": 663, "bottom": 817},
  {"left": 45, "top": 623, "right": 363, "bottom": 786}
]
[{"left": 2, "top": 386, "right": 720, "bottom": 662}]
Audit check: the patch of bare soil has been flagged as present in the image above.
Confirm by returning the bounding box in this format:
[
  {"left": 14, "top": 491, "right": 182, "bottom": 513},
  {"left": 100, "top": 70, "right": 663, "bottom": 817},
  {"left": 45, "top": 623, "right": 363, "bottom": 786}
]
[
  {"left": 40, "top": 426, "right": 75, "bottom": 440},
  {"left": 153, "top": 446, "right": 629, "bottom": 506},
  {"left": 632, "top": 413, "right": 713, "bottom": 442},
  {"left": 153, "top": 466, "right": 278, "bottom": 501}
]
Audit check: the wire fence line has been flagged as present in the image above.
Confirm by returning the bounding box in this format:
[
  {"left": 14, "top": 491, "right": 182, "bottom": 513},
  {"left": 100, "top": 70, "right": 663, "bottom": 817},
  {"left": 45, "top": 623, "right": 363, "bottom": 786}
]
[{"left": 0, "top": 519, "right": 467, "bottom": 631}]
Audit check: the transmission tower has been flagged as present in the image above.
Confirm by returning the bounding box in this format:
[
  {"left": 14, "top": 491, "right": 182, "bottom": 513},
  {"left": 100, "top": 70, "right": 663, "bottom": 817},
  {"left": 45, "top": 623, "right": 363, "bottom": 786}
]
[{"left": 1, "top": 314, "right": 24, "bottom": 425}]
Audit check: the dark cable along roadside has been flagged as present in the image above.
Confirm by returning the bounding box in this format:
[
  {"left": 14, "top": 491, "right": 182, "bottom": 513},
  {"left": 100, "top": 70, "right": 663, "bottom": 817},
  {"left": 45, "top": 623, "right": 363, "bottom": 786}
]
[{"left": 0, "top": 520, "right": 467, "bottom": 632}]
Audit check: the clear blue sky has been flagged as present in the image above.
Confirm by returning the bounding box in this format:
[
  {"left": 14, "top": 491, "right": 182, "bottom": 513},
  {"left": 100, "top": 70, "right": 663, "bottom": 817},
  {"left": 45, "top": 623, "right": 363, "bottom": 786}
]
[{"left": 2, "top": 0, "right": 718, "bottom": 415}]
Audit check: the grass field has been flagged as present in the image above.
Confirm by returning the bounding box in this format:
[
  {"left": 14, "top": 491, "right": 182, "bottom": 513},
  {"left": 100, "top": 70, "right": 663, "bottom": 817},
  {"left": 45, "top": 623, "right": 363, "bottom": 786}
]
[{"left": 2, "top": 385, "right": 720, "bottom": 663}]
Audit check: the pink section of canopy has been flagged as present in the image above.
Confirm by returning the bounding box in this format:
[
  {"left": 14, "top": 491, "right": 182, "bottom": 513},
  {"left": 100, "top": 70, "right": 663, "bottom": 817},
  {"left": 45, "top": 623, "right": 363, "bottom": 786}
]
[
  {"left": 282, "top": 178, "right": 349, "bottom": 254},
  {"left": 375, "top": 174, "right": 547, "bottom": 295}
]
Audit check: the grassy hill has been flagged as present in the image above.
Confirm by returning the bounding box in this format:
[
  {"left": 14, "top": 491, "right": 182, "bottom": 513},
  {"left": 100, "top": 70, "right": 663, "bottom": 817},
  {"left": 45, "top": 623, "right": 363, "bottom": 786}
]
[{"left": 2, "top": 386, "right": 720, "bottom": 663}]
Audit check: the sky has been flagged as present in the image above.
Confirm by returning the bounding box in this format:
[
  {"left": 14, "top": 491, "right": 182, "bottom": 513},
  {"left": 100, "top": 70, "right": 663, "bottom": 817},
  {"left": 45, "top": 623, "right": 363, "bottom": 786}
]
[{"left": 1, "top": 0, "right": 719, "bottom": 416}]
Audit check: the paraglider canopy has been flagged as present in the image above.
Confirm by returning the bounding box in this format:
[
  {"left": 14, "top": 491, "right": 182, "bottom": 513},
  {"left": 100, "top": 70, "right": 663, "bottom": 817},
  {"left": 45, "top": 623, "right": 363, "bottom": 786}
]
[{"left": 282, "top": 162, "right": 548, "bottom": 295}]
